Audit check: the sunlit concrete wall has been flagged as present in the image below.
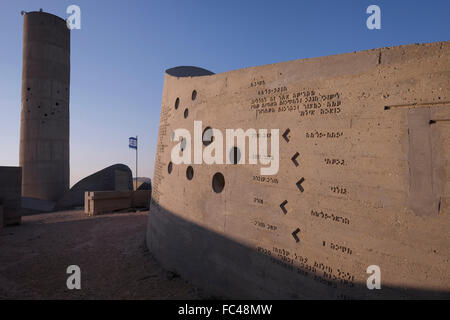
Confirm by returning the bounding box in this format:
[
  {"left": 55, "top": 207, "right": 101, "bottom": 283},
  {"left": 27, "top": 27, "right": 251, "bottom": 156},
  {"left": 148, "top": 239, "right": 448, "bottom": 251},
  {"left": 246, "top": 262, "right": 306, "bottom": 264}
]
[
  {"left": 20, "top": 11, "right": 70, "bottom": 201},
  {"left": 147, "top": 42, "right": 450, "bottom": 299}
]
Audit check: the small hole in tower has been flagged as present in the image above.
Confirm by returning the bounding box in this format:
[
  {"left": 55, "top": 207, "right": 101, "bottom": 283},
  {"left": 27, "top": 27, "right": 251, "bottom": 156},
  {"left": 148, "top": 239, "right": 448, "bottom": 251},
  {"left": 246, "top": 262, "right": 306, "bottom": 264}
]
[
  {"left": 175, "top": 98, "right": 180, "bottom": 110},
  {"left": 212, "top": 172, "right": 225, "bottom": 193},
  {"left": 168, "top": 162, "right": 173, "bottom": 174},
  {"left": 180, "top": 137, "right": 186, "bottom": 152},
  {"left": 184, "top": 108, "right": 189, "bottom": 119},
  {"left": 202, "top": 127, "right": 214, "bottom": 146},
  {"left": 186, "top": 166, "right": 194, "bottom": 180},
  {"left": 192, "top": 90, "right": 197, "bottom": 101},
  {"left": 229, "top": 146, "right": 241, "bottom": 164}
]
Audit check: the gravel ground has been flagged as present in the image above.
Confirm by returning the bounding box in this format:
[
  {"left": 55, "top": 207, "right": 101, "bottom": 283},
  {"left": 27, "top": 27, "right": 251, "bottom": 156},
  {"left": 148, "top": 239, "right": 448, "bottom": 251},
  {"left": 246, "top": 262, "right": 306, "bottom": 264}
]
[{"left": 0, "top": 210, "right": 201, "bottom": 299}]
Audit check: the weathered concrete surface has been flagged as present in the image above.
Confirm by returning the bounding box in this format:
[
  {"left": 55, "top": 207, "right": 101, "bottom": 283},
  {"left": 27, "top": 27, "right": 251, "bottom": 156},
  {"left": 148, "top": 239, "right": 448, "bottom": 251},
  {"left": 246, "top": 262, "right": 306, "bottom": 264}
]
[
  {"left": 21, "top": 197, "right": 56, "bottom": 215},
  {"left": 85, "top": 190, "right": 151, "bottom": 216},
  {"left": 133, "top": 177, "right": 152, "bottom": 191},
  {"left": 0, "top": 167, "right": 22, "bottom": 226},
  {"left": 147, "top": 42, "right": 450, "bottom": 299},
  {"left": 57, "top": 164, "right": 133, "bottom": 209},
  {"left": 0, "top": 210, "right": 200, "bottom": 299},
  {"left": 20, "top": 11, "right": 70, "bottom": 202},
  {"left": 137, "top": 181, "right": 152, "bottom": 191},
  {"left": 0, "top": 206, "right": 3, "bottom": 229}
]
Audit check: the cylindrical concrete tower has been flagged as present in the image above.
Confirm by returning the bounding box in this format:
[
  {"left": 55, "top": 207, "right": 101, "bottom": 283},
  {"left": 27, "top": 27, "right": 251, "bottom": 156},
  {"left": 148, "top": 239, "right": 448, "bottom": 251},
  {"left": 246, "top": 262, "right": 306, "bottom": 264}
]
[{"left": 20, "top": 11, "right": 70, "bottom": 201}]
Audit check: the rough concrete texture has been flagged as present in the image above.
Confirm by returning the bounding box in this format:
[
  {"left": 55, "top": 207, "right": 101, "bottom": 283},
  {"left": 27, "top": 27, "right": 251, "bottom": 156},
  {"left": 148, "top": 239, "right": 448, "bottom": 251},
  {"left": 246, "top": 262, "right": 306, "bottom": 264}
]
[
  {"left": 0, "top": 167, "right": 22, "bottom": 226},
  {"left": 137, "top": 182, "right": 152, "bottom": 191},
  {"left": 20, "top": 11, "right": 70, "bottom": 202},
  {"left": 133, "top": 177, "right": 152, "bottom": 191},
  {"left": 0, "top": 210, "right": 200, "bottom": 299},
  {"left": 21, "top": 197, "right": 56, "bottom": 215},
  {"left": 0, "top": 206, "right": 3, "bottom": 229},
  {"left": 147, "top": 41, "right": 450, "bottom": 299},
  {"left": 57, "top": 164, "right": 133, "bottom": 209}
]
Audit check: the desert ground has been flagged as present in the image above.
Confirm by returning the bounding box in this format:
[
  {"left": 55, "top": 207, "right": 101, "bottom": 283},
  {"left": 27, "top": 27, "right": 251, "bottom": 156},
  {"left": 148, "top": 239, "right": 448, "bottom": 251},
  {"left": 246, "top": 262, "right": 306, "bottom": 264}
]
[{"left": 0, "top": 210, "right": 201, "bottom": 299}]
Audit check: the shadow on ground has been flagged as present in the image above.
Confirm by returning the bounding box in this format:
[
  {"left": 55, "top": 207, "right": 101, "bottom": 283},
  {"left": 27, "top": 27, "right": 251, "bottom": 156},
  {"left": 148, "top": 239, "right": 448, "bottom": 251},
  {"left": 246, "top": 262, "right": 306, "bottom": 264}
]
[{"left": 0, "top": 210, "right": 201, "bottom": 300}]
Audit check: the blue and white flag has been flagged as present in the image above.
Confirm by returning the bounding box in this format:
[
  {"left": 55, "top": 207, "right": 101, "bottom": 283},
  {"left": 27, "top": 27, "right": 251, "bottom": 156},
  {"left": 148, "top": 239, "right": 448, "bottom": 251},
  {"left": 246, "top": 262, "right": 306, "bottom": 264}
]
[{"left": 129, "top": 137, "right": 137, "bottom": 149}]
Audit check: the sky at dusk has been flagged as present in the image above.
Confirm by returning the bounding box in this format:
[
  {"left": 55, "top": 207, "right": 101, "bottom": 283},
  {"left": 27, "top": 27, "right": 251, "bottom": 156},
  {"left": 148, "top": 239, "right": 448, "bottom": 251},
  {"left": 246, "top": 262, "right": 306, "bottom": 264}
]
[{"left": 0, "top": 0, "right": 449, "bottom": 186}]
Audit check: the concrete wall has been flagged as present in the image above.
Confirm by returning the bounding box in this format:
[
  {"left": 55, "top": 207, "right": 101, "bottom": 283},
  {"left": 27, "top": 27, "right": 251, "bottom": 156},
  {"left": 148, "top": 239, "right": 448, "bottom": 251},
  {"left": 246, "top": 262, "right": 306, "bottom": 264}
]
[
  {"left": 0, "top": 167, "right": 22, "bottom": 226},
  {"left": 85, "top": 190, "right": 151, "bottom": 215},
  {"left": 20, "top": 11, "right": 70, "bottom": 201},
  {"left": 57, "top": 164, "right": 133, "bottom": 209},
  {"left": 147, "top": 42, "right": 450, "bottom": 299}
]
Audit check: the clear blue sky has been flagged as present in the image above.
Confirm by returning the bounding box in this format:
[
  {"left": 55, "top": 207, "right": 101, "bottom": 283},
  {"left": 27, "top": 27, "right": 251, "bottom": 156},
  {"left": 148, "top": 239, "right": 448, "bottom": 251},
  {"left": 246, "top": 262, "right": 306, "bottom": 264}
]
[{"left": 0, "top": 0, "right": 449, "bottom": 186}]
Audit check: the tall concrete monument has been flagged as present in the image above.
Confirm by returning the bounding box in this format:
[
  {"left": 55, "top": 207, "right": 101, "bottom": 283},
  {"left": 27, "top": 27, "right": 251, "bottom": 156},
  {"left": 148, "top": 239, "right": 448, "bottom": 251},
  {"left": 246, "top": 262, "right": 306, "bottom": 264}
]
[
  {"left": 20, "top": 11, "right": 70, "bottom": 201},
  {"left": 147, "top": 42, "right": 450, "bottom": 299}
]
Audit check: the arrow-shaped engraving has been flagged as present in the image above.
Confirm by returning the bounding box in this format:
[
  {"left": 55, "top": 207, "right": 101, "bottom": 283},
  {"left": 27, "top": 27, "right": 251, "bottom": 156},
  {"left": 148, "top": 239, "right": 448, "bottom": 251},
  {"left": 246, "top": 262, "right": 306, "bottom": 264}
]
[
  {"left": 296, "top": 178, "right": 305, "bottom": 193},
  {"left": 292, "top": 228, "right": 301, "bottom": 243},
  {"left": 291, "top": 152, "right": 300, "bottom": 167},
  {"left": 282, "top": 128, "right": 291, "bottom": 143},
  {"left": 280, "top": 200, "right": 288, "bottom": 214}
]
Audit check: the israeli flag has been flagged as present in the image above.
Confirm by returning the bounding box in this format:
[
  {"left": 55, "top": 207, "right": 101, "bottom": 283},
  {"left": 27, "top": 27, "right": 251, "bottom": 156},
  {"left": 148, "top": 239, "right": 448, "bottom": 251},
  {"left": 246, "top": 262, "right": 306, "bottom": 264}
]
[{"left": 129, "top": 137, "right": 137, "bottom": 149}]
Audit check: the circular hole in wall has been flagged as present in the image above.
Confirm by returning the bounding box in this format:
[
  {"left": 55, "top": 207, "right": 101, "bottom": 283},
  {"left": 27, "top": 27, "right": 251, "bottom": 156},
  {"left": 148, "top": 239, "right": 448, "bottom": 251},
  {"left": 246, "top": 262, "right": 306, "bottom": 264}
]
[
  {"left": 212, "top": 172, "right": 225, "bottom": 193},
  {"left": 186, "top": 166, "right": 194, "bottom": 180},
  {"left": 184, "top": 108, "right": 189, "bottom": 119},
  {"left": 168, "top": 162, "right": 173, "bottom": 174},
  {"left": 202, "top": 127, "right": 214, "bottom": 146},
  {"left": 192, "top": 90, "right": 197, "bottom": 101},
  {"left": 229, "top": 147, "right": 241, "bottom": 164},
  {"left": 56, "top": 102, "right": 59, "bottom": 106},
  {"left": 175, "top": 98, "right": 180, "bottom": 110},
  {"left": 180, "top": 137, "right": 186, "bottom": 152}
]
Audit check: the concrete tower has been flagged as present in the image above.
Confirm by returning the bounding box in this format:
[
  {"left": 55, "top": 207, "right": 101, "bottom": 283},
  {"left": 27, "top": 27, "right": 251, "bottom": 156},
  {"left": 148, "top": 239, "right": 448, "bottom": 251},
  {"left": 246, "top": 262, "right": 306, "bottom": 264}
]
[{"left": 20, "top": 11, "right": 70, "bottom": 201}]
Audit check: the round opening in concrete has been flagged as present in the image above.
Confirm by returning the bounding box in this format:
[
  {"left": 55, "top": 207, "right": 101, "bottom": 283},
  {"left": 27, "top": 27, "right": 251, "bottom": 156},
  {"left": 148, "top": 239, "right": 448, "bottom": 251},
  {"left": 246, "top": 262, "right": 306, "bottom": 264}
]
[
  {"left": 229, "top": 146, "right": 241, "bottom": 164},
  {"left": 212, "top": 172, "right": 225, "bottom": 193},
  {"left": 192, "top": 90, "right": 197, "bottom": 101},
  {"left": 186, "top": 166, "right": 194, "bottom": 180},
  {"left": 180, "top": 137, "right": 186, "bottom": 152},
  {"left": 184, "top": 108, "right": 189, "bottom": 119},
  {"left": 168, "top": 162, "right": 173, "bottom": 174},
  {"left": 175, "top": 97, "right": 180, "bottom": 110},
  {"left": 202, "top": 127, "right": 214, "bottom": 146}
]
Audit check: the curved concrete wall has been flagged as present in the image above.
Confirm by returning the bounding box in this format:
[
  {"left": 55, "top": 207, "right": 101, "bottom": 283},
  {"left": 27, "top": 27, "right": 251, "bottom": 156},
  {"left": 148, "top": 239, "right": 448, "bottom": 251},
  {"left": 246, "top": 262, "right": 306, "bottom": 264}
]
[
  {"left": 147, "top": 42, "right": 450, "bottom": 299},
  {"left": 20, "top": 11, "right": 70, "bottom": 201},
  {"left": 57, "top": 164, "right": 133, "bottom": 208}
]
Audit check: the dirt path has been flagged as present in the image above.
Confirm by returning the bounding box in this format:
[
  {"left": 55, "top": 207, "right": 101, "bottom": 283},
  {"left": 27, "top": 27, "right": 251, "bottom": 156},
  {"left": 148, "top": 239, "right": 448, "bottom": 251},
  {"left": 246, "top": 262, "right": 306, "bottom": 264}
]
[{"left": 0, "top": 210, "right": 201, "bottom": 299}]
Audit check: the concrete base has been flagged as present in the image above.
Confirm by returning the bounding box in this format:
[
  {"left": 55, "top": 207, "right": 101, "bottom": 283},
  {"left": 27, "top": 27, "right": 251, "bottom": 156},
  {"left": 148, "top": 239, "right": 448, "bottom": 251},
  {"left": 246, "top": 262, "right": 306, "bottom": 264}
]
[
  {"left": 85, "top": 190, "right": 151, "bottom": 216},
  {"left": 0, "top": 206, "right": 3, "bottom": 229},
  {"left": 0, "top": 167, "right": 22, "bottom": 227}
]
